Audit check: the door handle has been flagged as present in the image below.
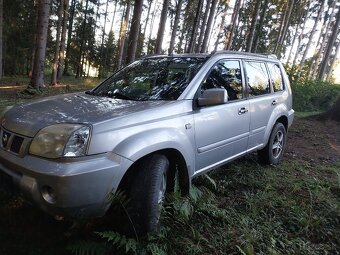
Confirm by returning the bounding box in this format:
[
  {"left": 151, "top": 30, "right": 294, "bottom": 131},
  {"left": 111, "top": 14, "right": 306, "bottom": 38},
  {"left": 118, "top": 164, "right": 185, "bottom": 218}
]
[
  {"left": 272, "top": 100, "right": 278, "bottom": 105},
  {"left": 238, "top": 107, "right": 248, "bottom": 114}
]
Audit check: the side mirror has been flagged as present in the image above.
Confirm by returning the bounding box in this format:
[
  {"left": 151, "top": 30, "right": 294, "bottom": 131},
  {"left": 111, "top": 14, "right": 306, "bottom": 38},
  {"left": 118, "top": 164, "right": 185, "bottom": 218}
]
[{"left": 198, "top": 88, "right": 228, "bottom": 107}]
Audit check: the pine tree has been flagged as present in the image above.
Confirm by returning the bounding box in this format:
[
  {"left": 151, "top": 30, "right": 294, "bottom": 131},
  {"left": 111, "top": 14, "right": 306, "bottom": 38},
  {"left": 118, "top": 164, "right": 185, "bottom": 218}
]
[
  {"left": 155, "top": 0, "right": 170, "bottom": 53},
  {"left": 29, "top": 0, "right": 51, "bottom": 88},
  {"left": 169, "top": 0, "right": 183, "bottom": 54},
  {"left": 201, "top": 0, "right": 218, "bottom": 53},
  {"left": 51, "top": 0, "right": 64, "bottom": 86},
  {"left": 126, "top": 0, "right": 143, "bottom": 64}
]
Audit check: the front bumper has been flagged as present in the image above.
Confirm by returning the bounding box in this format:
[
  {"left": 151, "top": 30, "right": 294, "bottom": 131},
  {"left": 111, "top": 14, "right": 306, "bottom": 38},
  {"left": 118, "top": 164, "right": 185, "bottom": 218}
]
[{"left": 0, "top": 149, "right": 133, "bottom": 219}]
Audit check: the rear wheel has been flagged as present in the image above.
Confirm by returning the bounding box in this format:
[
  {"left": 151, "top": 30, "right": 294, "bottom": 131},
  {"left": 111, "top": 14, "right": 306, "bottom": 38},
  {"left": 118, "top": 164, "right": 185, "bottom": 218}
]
[
  {"left": 128, "top": 154, "right": 169, "bottom": 233},
  {"left": 258, "top": 122, "right": 286, "bottom": 165}
]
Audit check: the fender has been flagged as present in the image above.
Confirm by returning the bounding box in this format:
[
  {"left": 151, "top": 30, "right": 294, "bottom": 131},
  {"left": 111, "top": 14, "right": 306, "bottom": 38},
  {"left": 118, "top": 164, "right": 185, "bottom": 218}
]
[
  {"left": 113, "top": 127, "right": 195, "bottom": 177},
  {"left": 262, "top": 103, "right": 288, "bottom": 147}
]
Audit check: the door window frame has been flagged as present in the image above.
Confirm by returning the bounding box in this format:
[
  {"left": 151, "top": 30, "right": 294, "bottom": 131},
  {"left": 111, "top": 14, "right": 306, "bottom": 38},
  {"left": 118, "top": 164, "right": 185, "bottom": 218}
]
[{"left": 194, "top": 58, "right": 247, "bottom": 106}]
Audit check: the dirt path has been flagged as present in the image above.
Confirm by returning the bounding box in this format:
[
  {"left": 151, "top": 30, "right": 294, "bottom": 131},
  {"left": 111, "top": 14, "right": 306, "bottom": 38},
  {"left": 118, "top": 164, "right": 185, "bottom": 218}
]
[{"left": 286, "top": 117, "right": 340, "bottom": 164}]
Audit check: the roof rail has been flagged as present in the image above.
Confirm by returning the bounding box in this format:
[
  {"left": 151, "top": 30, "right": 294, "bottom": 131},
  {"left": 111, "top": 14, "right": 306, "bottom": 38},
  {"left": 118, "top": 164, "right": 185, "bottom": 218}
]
[
  {"left": 211, "top": 50, "right": 278, "bottom": 59},
  {"left": 140, "top": 53, "right": 167, "bottom": 59}
]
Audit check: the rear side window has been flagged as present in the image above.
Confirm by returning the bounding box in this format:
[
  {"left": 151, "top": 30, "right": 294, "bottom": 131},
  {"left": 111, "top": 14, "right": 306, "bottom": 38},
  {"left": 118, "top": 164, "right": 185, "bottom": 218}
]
[
  {"left": 245, "top": 61, "right": 270, "bottom": 97},
  {"left": 267, "top": 63, "right": 284, "bottom": 92}
]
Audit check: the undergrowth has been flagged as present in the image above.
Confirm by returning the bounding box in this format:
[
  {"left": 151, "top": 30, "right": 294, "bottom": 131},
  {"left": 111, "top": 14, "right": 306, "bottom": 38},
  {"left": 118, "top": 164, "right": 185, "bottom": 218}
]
[
  {"left": 68, "top": 158, "right": 340, "bottom": 255},
  {"left": 291, "top": 80, "right": 340, "bottom": 112}
]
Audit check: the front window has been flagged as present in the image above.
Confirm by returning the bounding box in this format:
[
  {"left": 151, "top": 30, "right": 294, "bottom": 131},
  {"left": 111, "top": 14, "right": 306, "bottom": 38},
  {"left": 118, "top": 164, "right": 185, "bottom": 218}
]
[
  {"left": 201, "top": 60, "right": 243, "bottom": 101},
  {"left": 92, "top": 57, "right": 206, "bottom": 101}
]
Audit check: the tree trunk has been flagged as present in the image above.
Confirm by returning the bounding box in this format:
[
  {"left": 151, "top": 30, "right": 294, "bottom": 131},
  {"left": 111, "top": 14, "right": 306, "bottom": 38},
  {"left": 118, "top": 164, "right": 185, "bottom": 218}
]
[
  {"left": 274, "top": 0, "right": 294, "bottom": 55},
  {"left": 142, "top": 0, "right": 153, "bottom": 41},
  {"left": 201, "top": 0, "right": 218, "bottom": 53},
  {"left": 109, "top": 0, "right": 118, "bottom": 33},
  {"left": 57, "top": 0, "right": 69, "bottom": 80},
  {"left": 309, "top": 1, "right": 337, "bottom": 79},
  {"left": 147, "top": 0, "right": 159, "bottom": 53},
  {"left": 246, "top": 0, "right": 261, "bottom": 52},
  {"left": 29, "top": 0, "right": 51, "bottom": 89},
  {"left": 126, "top": 0, "right": 143, "bottom": 64},
  {"left": 214, "top": 1, "right": 229, "bottom": 51},
  {"left": 117, "top": 3, "right": 130, "bottom": 69},
  {"left": 0, "top": 0, "right": 2, "bottom": 80},
  {"left": 224, "top": 0, "right": 241, "bottom": 50},
  {"left": 51, "top": 0, "right": 63, "bottom": 86},
  {"left": 207, "top": 1, "right": 220, "bottom": 47},
  {"left": 285, "top": 23, "right": 300, "bottom": 64},
  {"left": 98, "top": 0, "right": 110, "bottom": 78},
  {"left": 75, "top": 0, "right": 89, "bottom": 79},
  {"left": 317, "top": 9, "right": 340, "bottom": 80},
  {"left": 155, "top": 0, "right": 169, "bottom": 54},
  {"left": 169, "top": 0, "right": 183, "bottom": 54},
  {"left": 252, "top": 0, "right": 269, "bottom": 52},
  {"left": 291, "top": 1, "right": 311, "bottom": 69},
  {"left": 64, "top": 0, "right": 76, "bottom": 76},
  {"left": 188, "top": 0, "right": 204, "bottom": 53},
  {"left": 298, "top": 0, "right": 325, "bottom": 74},
  {"left": 29, "top": 2, "right": 39, "bottom": 77},
  {"left": 326, "top": 40, "right": 340, "bottom": 82},
  {"left": 196, "top": 0, "right": 212, "bottom": 52},
  {"left": 273, "top": 4, "right": 288, "bottom": 53}
]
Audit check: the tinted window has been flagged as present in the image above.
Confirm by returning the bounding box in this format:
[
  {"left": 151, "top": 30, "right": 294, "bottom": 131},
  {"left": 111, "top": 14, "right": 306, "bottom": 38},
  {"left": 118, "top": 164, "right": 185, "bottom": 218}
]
[
  {"left": 201, "top": 60, "right": 243, "bottom": 101},
  {"left": 268, "top": 63, "right": 284, "bottom": 92},
  {"left": 245, "top": 61, "right": 270, "bottom": 97},
  {"left": 92, "top": 57, "right": 206, "bottom": 101}
]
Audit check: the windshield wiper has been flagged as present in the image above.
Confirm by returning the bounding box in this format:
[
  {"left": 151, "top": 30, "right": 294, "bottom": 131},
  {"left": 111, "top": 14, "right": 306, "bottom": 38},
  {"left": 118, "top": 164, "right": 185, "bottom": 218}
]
[
  {"left": 85, "top": 90, "right": 94, "bottom": 95},
  {"left": 107, "top": 91, "right": 136, "bottom": 101}
]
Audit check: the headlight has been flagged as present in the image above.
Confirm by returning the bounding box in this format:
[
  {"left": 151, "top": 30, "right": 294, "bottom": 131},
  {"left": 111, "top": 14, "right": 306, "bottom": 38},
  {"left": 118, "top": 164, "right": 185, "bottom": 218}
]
[{"left": 29, "top": 124, "right": 90, "bottom": 159}]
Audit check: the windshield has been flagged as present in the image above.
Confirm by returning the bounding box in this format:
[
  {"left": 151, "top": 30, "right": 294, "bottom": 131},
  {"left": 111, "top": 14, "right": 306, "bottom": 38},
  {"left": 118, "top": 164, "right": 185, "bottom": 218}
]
[{"left": 92, "top": 57, "right": 207, "bottom": 101}]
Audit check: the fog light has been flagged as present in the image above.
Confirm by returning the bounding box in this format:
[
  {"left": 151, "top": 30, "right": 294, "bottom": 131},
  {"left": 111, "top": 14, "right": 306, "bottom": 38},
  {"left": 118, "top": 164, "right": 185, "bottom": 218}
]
[{"left": 41, "top": 185, "right": 57, "bottom": 204}]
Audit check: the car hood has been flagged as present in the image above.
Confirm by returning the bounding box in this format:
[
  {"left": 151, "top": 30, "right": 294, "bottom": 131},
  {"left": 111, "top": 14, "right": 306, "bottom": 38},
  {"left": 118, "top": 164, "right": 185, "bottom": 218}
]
[{"left": 1, "top": 93, "right": 176, "bottom": 137}]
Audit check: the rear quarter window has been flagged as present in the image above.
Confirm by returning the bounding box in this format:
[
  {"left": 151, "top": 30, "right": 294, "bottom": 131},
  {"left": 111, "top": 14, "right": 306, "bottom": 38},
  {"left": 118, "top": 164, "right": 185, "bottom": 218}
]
[{"left": 267, "top": 63, "right": 285, "bottom": 92}]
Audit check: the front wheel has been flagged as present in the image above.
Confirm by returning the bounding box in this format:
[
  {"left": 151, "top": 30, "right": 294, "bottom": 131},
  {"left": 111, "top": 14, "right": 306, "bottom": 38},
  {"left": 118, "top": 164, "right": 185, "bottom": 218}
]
[
  {"left": 258, "top": 122, "right": 287, "bottom": 165},
  {"left": 128, "top": 154, "right": 169, "bottom": 234}
]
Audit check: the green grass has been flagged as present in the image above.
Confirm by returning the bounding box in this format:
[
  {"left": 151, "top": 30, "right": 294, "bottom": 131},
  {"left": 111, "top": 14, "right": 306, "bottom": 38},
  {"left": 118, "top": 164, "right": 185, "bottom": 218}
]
[
  {"left": 144, "top": 158, "right": 340, "bottom": 255},
  {"left": 294, "top": 111, "right": 323, "bottom": 118}
]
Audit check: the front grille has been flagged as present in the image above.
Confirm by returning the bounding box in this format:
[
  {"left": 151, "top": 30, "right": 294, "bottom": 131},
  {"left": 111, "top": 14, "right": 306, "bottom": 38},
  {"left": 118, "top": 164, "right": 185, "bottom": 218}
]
[
  {"left": 0, "top": 127, "right": 30, "bottom": 157},
  {"left": 11, "top": 136, "right": 25, "bottom": 154}
]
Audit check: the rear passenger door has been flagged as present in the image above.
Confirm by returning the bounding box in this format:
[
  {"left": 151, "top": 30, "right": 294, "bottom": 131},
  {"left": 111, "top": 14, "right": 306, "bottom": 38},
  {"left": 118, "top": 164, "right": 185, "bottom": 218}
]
[
  {"left": 244, "top": 61, "right": 283, "bottom": 150},
  {"left": 194, "top": 59, "right": 250, "bottom": 173}
]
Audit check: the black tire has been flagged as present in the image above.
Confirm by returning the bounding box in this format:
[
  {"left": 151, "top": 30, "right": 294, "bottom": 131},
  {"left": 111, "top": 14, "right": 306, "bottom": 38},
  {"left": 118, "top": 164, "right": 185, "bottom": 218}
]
[
  {"left": 128, "top": 154, "right": 169, "bottom": 234},
  {"left": 258, "top": 122, "right": 287, "bottom": 165}
]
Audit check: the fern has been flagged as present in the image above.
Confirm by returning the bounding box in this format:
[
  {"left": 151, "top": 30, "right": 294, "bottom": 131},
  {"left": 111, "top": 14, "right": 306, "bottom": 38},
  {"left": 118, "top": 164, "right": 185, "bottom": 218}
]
[
  {"left": 67, "top": 241, "right": 107, "bottom": 255},
  {"left": 107, "top": 189, "right": 139, "bottom": 241},
  {"left": 96, "top": 231, "right": 138, "bottom": 254}
]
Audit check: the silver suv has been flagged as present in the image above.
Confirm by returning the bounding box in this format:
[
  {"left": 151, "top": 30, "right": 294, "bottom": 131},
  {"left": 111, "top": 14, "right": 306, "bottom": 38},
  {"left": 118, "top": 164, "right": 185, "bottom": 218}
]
[{"left": 0, "top": 51, "right": 294, "bottom": 232}]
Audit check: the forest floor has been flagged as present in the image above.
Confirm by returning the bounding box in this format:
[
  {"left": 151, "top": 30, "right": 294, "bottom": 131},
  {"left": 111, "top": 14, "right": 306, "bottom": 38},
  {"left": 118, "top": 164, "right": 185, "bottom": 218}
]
[{"left": 0, "top": 80, "right": 339, "bottom": 254}]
